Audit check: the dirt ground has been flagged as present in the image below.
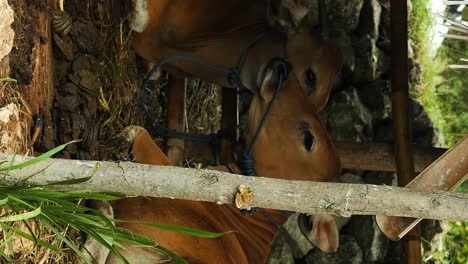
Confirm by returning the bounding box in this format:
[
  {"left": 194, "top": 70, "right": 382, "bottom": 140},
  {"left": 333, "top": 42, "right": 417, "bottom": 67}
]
[{"left": 6, "top": 0, "right": 221, "bottom": 159}]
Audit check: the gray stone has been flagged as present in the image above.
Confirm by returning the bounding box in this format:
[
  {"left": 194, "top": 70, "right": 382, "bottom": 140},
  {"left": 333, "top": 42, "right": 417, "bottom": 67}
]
[
  {"left": 341, "top": 173, "right": 365, "bottom": 184},
  {"left": 329, "top": 29, "right": 355, "bottom": 76},
  {"left": 353, "top": 34, "right": 382, "bottom": 83},
  {"left": 0, "top": 0, "right": 14, "bottom": 61},
  {"left": 282, "top": 213, "right": 314, "bottom": 255},
  {"left": 410, "top": 98, "right": 437, "bottom": 146},
  {"left": 306, "top": 0, "right": 320, "bottom": 27},
  {"left": 421, "top": 220, "right": 444, "bottom": 257},
  {"left": 268, "top": 237, "right": 295, "bottom": 264},
  {"left": 363, "top": 171, "right": 396, "bottom": 186},
  {"left": 348, "top": 216, "right": 389, "bottom": 262},
  {"left": 357, "top": 80, "right": 391, "bottom": 121},
  {"left": 377, "top": 2, "right": 391, "bottom": 53},
  {"left": 303, "top": 235, "right": 363, "bottom": 264},
  {"left": 357, "top": 0, "right": 382, "bottom": 38},
  {"left": 373, "top": 118, "right": 393, "bottom": 142},
  {"left": 377, "top": 47, "right": 390, "bottom": 77},
  {"left": 324, "top": 0, "right": 364, "bottom": 32},
  {"left": 324, "top": 87, "right": 373, "bottom": 142}
]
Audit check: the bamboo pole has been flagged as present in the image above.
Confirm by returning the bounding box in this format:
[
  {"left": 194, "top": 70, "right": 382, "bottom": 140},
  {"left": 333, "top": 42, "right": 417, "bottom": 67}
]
[{"left": 390, "top": 0, "right": 421, "bottom": 262}]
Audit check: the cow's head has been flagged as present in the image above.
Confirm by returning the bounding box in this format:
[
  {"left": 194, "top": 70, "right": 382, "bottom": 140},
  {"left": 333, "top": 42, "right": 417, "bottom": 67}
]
[
  {"left": 250, "top": 0, "right": 342, "bottom": 252},
  {"left": 247, "top": 59, "right": 341, "bottom": 183},
  {"left": 249, "top": 0, "right": 342, "bottom": 181}
]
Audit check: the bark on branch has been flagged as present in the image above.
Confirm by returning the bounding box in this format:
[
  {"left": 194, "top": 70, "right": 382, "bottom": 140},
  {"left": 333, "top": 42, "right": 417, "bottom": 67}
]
[{"left": 1, "top": 154, "right": 467, "bottom": 221}]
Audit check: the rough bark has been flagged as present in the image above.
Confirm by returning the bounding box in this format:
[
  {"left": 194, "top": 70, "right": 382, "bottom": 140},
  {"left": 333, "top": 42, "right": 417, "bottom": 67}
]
[{"left": 0, "top": 154, "right": 467, "bottom": 222}]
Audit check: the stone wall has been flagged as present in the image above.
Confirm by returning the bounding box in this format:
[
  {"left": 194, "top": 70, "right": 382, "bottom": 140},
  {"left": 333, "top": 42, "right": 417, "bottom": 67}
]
[{"left": 268, "top": 1, "right": 443, "bottom": 263}]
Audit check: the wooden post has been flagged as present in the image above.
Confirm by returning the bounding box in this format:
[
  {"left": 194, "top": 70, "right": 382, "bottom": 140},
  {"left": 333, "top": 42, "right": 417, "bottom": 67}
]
[
  {"left": 220, "top": 88, "right": 237, "bottom": 164},
  {"left": 166, "top": 76, "right": 186, "bottom": 166},
  {"left": 390, "top": 0, "right": 421, "bottom": 262},
  {"left": 21, "top": 1, "right": 55, "bottom": 117}
]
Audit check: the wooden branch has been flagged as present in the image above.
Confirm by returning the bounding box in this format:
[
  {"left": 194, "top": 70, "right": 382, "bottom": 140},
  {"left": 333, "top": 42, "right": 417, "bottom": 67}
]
[{"left": 1, "top": 154, "right": 467, "bottom": 221}]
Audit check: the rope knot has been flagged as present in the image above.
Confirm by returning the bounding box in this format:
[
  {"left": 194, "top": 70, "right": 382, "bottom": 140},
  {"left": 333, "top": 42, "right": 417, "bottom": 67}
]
[{"left": 238, "top": 153, "right": 256, "bottom": 176}]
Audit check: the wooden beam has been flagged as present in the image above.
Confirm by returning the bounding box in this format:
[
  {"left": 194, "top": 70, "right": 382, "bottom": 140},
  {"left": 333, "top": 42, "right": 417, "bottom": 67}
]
[
  {"left": 185, "top": 140, "right": 446, "bottom": 172},
  {"left": 335, "top": 142, "right": 446, "bottom": 172}
]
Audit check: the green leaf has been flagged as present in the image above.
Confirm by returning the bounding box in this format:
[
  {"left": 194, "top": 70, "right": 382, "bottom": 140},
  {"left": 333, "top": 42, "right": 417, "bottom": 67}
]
[
  {"left": 0, "top": 207, "right": 41, "bottom": 222},
  {"left": 117, "top": 221, "right": 226, "bottom": 238},
  {"left": 155, "top": 244, "right": 188, "bottom": 264},
  {"left": 0, "top": 140, "right": 81, "bottom": 172}
]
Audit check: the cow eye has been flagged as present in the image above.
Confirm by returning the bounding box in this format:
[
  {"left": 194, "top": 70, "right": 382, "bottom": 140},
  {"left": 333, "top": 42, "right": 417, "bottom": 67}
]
[
  {"left": 303, "top": 129, "right": 314, "bottom": 152},
  {"left": 305, "top": 69, "right": 316, "bottom": 95}
]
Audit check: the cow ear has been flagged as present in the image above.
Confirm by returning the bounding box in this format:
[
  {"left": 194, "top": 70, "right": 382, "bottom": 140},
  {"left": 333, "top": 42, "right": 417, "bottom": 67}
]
[
  {"left": 267, "top": 0, "right": 311, "bottom": 32},
  {"left": 309, "top": 42, "right": 344, "bottom": 112}
]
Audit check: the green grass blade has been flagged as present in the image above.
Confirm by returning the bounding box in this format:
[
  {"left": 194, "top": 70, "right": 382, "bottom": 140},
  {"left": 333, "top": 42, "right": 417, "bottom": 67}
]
[
  {"left": 0, "top": 223, "right": 62, "bottom": 253},
  {"left": 0, "top": 140, "right": 81, "bottom": 172},
  {"left": 3, "top": 146, "right": 18, "bottom": 175},
  {"left": 79, "top": 225, "right": 129, "bottom": 264},
  {"left": 6, "top": 194, "right": 36, "bottom": 209},
  {"left": 60, "top": 191, "right": 125, "bottom": 200},
  {"left": 44, "top": 176, "right": 93, "bottom": 186},
  {"left": 0, "top": 207, "right": 41, "bottom": 222},
  {"left": 40, "top": 217, "right": 91, "bottom": 264},
  {"left": 115, "top": 220, "right": 226, "bottom": 238},
  {"left": 0, "top": 77, "right": 17, "bottom": 83},
  {"left": 0, "top": 196, "right": 9, "bottom": 205},
  {"left": 0, "top": 229, "right": 14, "bottom": 262}
]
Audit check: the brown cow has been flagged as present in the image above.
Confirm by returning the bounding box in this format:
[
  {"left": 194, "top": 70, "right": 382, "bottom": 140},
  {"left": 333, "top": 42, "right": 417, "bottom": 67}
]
[
  {"left": 107, "top": 100, "right": 339, "bottom": 263},
  {"left": 102, "top": 56, "right": 342, "bottom": 261},
  {"left": 84, "top": 1, "right": 344, "bottom": 263},
  {"left": 131, "top": 0, "right": 343, "bottom": 112}
]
